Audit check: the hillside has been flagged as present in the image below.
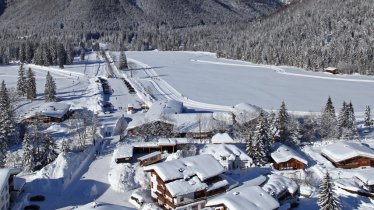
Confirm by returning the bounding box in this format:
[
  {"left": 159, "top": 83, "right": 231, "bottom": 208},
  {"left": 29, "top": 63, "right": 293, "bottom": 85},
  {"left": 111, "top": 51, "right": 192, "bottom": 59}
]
[
  {"left": 173, "top": 0, "right": 374, "bottom": 74},
  {"left": 0, "top": 0, "right": 282, "bottom": 32}
]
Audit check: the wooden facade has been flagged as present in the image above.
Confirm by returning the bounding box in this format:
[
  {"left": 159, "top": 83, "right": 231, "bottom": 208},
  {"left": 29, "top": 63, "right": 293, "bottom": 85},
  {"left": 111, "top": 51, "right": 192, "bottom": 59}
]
[
  {"left": 138, "top": 152, "right": 162, "bottom": 166},
  {"left": 273, "top": 158, "right": 306, "bottom": 170},
  {"left": 322, "top": 154, "right": 374, "bottom": 169},
  {"left": 23, "top": 111, "right": 72, "bottom": 124},
  {"left": 146, "top": 170, "right": 225, "bottom": 210}
]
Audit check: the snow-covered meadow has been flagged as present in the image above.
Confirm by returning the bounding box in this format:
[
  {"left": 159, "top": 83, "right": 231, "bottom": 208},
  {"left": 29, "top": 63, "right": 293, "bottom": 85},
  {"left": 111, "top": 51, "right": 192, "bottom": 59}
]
[{"left": 126, "top": 51, "right": 374, "bottom": 113}]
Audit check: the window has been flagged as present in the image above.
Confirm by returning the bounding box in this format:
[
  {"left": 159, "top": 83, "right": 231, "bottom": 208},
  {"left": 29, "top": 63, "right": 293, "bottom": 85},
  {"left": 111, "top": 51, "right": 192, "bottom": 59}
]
[
  {"left": 221, "top": 157, "right": 226, "bottom": 161},
  {"left": 180, "top": 197, "right": 184, "bottom": 202}
]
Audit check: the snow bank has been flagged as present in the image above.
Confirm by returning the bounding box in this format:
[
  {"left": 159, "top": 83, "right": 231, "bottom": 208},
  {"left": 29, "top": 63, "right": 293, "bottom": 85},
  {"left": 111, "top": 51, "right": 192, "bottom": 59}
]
[
  {"left": 262, "top": 174, "right": 299, "bottom": 199},
  {"left": 108, "top": 163, "right": 139, "bottom": 192}
]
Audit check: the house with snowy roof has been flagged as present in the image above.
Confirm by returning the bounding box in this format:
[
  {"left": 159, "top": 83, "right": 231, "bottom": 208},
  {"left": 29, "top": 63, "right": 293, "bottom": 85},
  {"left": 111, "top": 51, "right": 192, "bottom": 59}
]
[
  {"left": 262, "top": 174, "right": 299, "bottom": 202},
  {"left": 232, "top": 103, "right": 263, "bottom": 125},
  {"left": 126, "top": 100, "right": 219, "bottom": 139},
  {"left": 23, "top": 102, "right": 72, "bottom": 123},
  {"left": 144, "top": 154, "right": 229, "bottom": 210},
  {"left": 200, "top": 144, "right": 253, "bottom": 170},
  {"left": 0, "top": 168, "right": 25, "bottom": 210},
  {"left": 270, "top": 143, "right": 308, "bottom": 170},
  {"left": 211, "top": 133, "right": 235, "bottom": 144},
  {"left": 204, "top": 185, "right": 279, "bottom": 210},
  {"left": 354, "top": 168, "right": 374, "bottom": 192},
  {"left": 321, "top": 141, "right": 374, "bottom": 169}
]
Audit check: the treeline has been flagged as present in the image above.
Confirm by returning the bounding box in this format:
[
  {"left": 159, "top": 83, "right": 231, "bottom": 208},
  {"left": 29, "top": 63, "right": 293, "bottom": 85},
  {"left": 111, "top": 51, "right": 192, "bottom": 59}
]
[{"left": 236, "top": 97, "right": 372, "bottom": 166}]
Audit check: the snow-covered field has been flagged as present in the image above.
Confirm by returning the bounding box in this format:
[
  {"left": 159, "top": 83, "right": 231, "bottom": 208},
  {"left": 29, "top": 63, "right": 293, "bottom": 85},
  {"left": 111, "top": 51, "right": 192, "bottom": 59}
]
[{"left": 126, "top": 51, "right": 374, "bottom": 113}]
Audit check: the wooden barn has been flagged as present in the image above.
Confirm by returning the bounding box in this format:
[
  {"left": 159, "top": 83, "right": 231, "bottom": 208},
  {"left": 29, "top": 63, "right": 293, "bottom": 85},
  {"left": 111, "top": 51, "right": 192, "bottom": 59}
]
[
  {"left": 271, "top": 143, "right": 308, "bottom": 170},
  {"left": 138, "top": 151, "right": 162, "bottom": 166},
  {"left": 324, "top": 67, "right": 339, "bottom": 74},
  {"left": 321, "top": 141, "right": 374, "bottom": 169},
  {"left": 23, "top": 102, "right": 71, "bottom": 123},
  {"left": 144, "top": 155, "right": 229, "bottom": 210}
]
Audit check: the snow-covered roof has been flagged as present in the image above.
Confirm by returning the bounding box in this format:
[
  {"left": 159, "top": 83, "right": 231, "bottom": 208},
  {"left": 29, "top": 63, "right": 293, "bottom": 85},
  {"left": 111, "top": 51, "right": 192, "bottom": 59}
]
[
  {"left": 325, "top": 67, "right": 337, "bottom": 71},
  {"left": 146, "top": 100, "right": 183, "bottom": 119},
  {"left": 166, "top": 176, "right": 208, "bottom": 197},
  {"left": 211, "top": 133, "right": 235, "bottom": 144},
  {"left": 144, "top": 154, "right": 224, "bottom": 182},
  {"left": 262, "top": 174, "right": 299, "bottom": 199},
  {"left": 206, "top": 186, "right": 280, "bottom": 210},
  {"left": 113, "top": 144, "right": 134, "bottom": 159},
  {"left": 354, "top": 168, "right": 374, "bottom": 185},
  {"left": 75, "top": 202, "right": 133, "bottom": 210},
  {"left": 271, "top": 143, "right": 308, "bottom": 165},
  {"left": 321, "top": 141, "right": 374, "bottom": 163},
  {"left": 232, "top": 103, "right": 263, "bottom": 124},
  {"left": 200, "top": 144, "right": 252, "bottom": 163},
  {"left": 25, "top": 102, "right": 71, "bottom": 119},
  {"left": 138, "top": 151, "right": 161, "bottom": 161},
  {"left": 132, "top": 138, "right": 188, "bottom": 148}
]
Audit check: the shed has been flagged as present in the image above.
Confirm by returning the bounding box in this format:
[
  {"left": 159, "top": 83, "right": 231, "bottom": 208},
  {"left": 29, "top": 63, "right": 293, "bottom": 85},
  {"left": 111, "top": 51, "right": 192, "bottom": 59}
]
[
  {"left": 138, "top": 151, "right": 162, "bottom": 166},
  {"left": 324, "top": 67, "right": 338, "bottom": 74},
  {"left": 354, "top": 168, "right": 374, "bottom": 192},
  {"left": 113, "top": 144, "right": 134, "bottom": 163}
]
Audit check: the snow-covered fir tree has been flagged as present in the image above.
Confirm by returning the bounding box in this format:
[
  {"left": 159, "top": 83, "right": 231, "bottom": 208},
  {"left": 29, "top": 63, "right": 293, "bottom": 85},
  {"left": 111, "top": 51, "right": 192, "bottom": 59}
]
[
  {"left": 34, "top": 46, "right": 44, "bottom": 65},
  {"left": 251, "top": 111, "right": 269, "bottom": 165},
  {"left": 22, "top": 133, "right": 35, "bottom": 172},
  {"left": 19, "top": 43, "right": 26, "bottom": 63},
  {"left": 26, "top": 68, "right": 37, "bottom": 100},
  {"left": 57, "top": 43, "right": 66, "bottom": 69},
  {"left": 44, "top": 71, "right": 57, "bottom": 102},
  {"left": 43, "top": 45, "right": 53, "bottom": 66},
  {"left": 25, "top": 42, "right": 34, "bottom": 64},
  {"left": 66, "top": 45, "right": 74, "bottom": 65},
  {"left": 41, "top": 133, "right": 58, "bottom": 165},
  {"left": 338, "top": 101, "right": 358, "bottom": 139},
  {"left": 119, "top": 51, "right": 128, "bottom": 70},
  {"left": 318, "top": 172, "right": 341, "bottom": 210},
  {"left": 0, "top": 80, "right": 15, "bottom": 157},
  {"left": 320, "top": 96, "right": 337, "bottom": 139},
  {"left": 60, "top": 139, "right": 71, "bottom": 152},
  {"left": 364, "top": 105, "right": 373, "bottom": 128},
  {"left": 274, "top": 101, "right": 293, "bottom": 145},
  {"left": 17, "top": 64, "right": 27, "bottom": 96}
]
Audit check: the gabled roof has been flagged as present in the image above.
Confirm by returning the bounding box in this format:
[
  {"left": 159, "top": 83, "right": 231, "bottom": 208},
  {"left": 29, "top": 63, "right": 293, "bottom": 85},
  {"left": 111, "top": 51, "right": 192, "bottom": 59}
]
[
  {"left": 271, "top": 143, "right": 308, "bottom": 165},
  {"left": 25, "top": 102, "right": 71, "bottom": 119},
  {"left": 321, "top": 141, "right": 374, "bottom": 163},
  {"left": 211, "top": 133, "right": 235, "bottom": 144},
  {"left": 200, "top": 144, "right": 252, "bottom": 163},
  {"left": 144, "top": 154, "right": 224, "bottom": 182},
  {"left": 113, "top": 143, "right": 134, "bottom": 159},
  {"left": 354, "top": 168, "right": 374, "bottom": 185},
  {"left": 206, "top": 186, "right": 279, "bottom": 210}
]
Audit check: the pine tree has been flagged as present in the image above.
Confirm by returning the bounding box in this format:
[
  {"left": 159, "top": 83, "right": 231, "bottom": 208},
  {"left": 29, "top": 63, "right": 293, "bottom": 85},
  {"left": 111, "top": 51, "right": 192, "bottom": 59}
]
[
  {"left": 44, "top": 71, "right": 57, "bottom": 102},
  {"left": 22, "top": 133, "right": 35, "bottom": 172},
  {"left": 19, "top": 43, "right": 26, "bottom": 63},
  {"left": 57, "top": 43, "right": 66, "bottom": 69},
  {"left": 318, "top": 172, "right": 341, "bottom": 210},
  {"left": 80, "top": 47, "right": 85, "bottom": 61},
  {"left": 119, "top": 51, "right": 128, "bottom": 70},
  {"left": 34, "top": 46, "right": 44, "bottom": 65},
  {"left": 17, "top": 64, "right": 27, "bottom": 96},
  {"left": 66, "top": 45, "right": 74, "bottom": 65},
  {"left": 0, "top": 81, "right": 15, "bottom": 156},
  {"left": 338, "top": 101, "right": 358, "bottom": 139},
  {"left": 347, "top": 101, "right": 358, "bottom": 139},
  {"left": 26, "top": 68, "right": 37, "bottom": 100},
  {"left": 274, "top": 101, "right": 292, "bottom": 145},
  {"left": 252, "top": 111, "right": 270, "bottom": 165},
  {"left": 320, "top": 96, "right": 337, "bottom": 139},
  {"left": 61, "top": 139, "right": 71, "bottom": 152},
  {"left": 364, "top": 105, "right": 373, "bottom": 128},
  {"left": 43, "top": 45, "right": 53, "bottom": 66},
  {"left": 25, "top": 42, "right": 34, "bottom": 64},
  {"left": 41, "top": 133, "right": 58, "bottom": 165}
]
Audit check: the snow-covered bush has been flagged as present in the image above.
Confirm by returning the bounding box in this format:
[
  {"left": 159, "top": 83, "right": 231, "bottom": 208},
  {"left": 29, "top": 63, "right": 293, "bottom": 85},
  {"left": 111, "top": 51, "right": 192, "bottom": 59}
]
[
  {"left": 108, "top": 163, "right": 139, "bottom": 192},
  {"left": 134, "top": 165, "right": 150, "bottom": 189},
  {"left": 165, "top": 150, "right": 183, "bottom": 161}
]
